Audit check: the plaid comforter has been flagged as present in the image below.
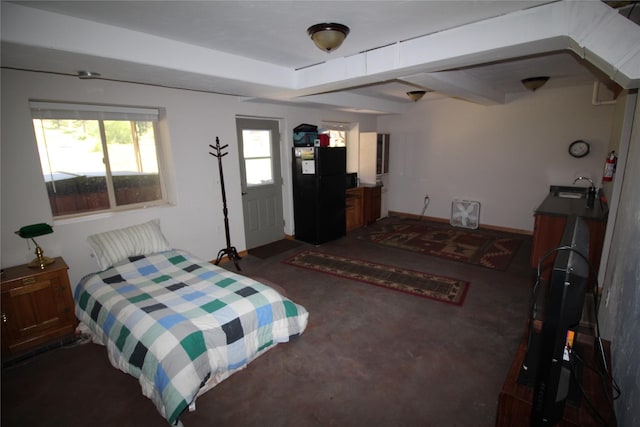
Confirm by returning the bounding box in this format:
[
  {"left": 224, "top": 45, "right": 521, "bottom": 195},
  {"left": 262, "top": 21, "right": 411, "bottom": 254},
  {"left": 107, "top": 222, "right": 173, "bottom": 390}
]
[{"left": 74, "top": 249, "right": 308, "bottom": 425}]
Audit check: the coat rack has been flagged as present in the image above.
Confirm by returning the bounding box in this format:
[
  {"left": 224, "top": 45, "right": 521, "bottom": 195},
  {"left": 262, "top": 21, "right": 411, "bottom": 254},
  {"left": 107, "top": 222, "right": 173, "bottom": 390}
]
[{"left": 209, "top": 137, "right": 241, "bottom": 271}]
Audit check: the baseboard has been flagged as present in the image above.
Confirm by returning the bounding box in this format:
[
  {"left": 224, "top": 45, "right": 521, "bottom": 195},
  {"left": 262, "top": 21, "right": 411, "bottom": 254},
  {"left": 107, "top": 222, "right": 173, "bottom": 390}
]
[{"left": 387, "top": 211, "right": 532, "bottom": 236}]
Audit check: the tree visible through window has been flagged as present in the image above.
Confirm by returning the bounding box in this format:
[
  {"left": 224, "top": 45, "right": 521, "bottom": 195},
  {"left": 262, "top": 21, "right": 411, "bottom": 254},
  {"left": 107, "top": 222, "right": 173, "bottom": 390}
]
[{"left": 30, "top": 102, "right": 165, "bottom": 217}]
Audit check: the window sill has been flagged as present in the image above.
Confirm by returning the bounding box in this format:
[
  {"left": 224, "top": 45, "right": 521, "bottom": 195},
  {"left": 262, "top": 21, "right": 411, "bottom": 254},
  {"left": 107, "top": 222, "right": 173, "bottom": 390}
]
[{"left": 53, "top": 201, "right": 174, "bottom": 226}]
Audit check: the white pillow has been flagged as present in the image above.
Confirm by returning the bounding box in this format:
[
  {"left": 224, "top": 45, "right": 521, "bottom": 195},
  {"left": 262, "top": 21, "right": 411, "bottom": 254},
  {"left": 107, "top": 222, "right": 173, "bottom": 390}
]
[{"left": 87, "top": 219, "right": 171, "bottom": 270}]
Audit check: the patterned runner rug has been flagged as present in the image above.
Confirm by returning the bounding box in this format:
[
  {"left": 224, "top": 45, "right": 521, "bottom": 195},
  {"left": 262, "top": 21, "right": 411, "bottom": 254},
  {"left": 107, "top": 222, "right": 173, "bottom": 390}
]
[
  {"left": 357, "top": 219, "right": 523, "bottom": 271},
  {"left": 283, "top": 251, "right": 469, "bottom": 306}
]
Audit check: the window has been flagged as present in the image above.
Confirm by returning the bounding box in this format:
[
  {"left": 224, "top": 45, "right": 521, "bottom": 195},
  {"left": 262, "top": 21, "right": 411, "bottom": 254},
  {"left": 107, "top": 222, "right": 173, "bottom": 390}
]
[
  {"left": 30, "top": 101, "right": 165, "bottom": 218},
  {"left": 320, "top": 125, "right": 347, "bottom": 147},
  {"left": 241, "top": 129, "right": 274, "bottom": 186}
]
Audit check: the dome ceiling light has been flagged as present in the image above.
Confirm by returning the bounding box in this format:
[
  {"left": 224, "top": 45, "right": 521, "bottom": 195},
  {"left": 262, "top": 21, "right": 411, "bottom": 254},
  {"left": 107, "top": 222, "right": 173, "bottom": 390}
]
[
  {"left": 407, "top": 90, "right": 427, "bottom": 102},
  {"left": 307, "top": 23, "right": 350, "bottom": 52},
  {"left": 522, "top": 76, "right": 550, "bottom": 92}
]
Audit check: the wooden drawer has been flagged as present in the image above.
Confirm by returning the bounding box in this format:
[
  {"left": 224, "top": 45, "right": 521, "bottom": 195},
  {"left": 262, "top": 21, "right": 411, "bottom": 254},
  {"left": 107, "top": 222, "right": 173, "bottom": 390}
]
[{"left": 1, "top": 257, "right": 77, "bottom": 359}]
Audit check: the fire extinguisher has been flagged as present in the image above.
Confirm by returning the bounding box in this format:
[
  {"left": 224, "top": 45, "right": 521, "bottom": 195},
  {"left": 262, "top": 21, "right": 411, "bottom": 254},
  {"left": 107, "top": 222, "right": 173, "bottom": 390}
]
[{"left": 603, "top": 151, "right": 617, "bottom": 182}]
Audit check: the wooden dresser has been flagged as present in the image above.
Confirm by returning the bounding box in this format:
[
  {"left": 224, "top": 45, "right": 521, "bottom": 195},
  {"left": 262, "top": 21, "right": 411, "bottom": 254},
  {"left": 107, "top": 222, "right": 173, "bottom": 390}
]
[{"left": 1, "top": 257, "right": 77, "bottom": 361}]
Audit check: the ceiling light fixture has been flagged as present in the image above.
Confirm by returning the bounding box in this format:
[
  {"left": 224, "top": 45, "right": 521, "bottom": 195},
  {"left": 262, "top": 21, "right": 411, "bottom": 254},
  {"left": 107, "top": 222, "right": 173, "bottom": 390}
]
[
  {"left": 407, "top": 90, "right": 427, "bottom": 102},
  {"left": 307, "top": 23, "right": 350, "bottom": 52},
  {"left": 522, "top": 76, "right": 549, "bottom": 92},
  {"left": 77, "top": 70, "right": 101, "bottom": 79}
]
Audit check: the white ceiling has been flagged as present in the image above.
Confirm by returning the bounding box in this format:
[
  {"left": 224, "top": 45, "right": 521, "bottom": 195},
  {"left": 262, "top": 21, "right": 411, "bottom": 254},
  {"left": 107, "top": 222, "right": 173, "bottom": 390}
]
[{"left": 2, "top": 1, "right": 639, "bottom": 113}]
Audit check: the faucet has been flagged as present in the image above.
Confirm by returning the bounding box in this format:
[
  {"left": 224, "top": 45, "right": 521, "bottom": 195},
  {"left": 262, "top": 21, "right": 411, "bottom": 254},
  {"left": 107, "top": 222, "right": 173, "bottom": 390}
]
[
  {"left": 573, "top": 176, "right": 597, "bottom": 208},
  {"left": 573, "top": 176, "right": 595, "bottom": 188}
]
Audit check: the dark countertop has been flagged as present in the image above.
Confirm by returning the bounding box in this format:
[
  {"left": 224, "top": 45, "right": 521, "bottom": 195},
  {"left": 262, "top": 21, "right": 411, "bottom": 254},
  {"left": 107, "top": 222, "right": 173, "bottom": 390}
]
[
  {"left": 346, "top": 183, "right": 383, "bottom": 190},
  {"left": 359, "top": 182, "right": 383, "bottom": 188},
  {"left": 535, "top": 186, "right": 608, "bottom": 221}
]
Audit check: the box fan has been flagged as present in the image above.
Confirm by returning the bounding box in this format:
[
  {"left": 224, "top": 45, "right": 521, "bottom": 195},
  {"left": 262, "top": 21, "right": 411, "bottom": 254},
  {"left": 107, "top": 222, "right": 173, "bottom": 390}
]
[{"left": 450, "top": 199, "right": 480, "bottom": 229}]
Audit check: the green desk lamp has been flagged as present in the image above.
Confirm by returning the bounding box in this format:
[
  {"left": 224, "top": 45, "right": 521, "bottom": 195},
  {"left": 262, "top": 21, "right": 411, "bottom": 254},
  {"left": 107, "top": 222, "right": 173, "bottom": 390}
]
[{"left": 16, "top": 223, "right": 55, "bottom": 269}]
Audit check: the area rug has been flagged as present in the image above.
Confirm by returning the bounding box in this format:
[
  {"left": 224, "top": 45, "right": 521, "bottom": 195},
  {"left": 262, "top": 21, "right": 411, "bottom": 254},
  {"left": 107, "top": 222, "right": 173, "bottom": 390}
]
[
  {"left": 250, "top": 239, "right": 303, "bottom": 259},
  {"left": 357, "top": 219, "right": 523, "bottom": 271},
  {"left": 283, "top": 250, "right": 469, "bottom": 306}
]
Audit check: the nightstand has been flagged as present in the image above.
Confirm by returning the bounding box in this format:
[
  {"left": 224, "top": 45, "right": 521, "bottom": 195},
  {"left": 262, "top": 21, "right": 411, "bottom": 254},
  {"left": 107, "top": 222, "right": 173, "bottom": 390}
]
[{"left": 1, "top": 257, "right": 77, "bottom": 362}]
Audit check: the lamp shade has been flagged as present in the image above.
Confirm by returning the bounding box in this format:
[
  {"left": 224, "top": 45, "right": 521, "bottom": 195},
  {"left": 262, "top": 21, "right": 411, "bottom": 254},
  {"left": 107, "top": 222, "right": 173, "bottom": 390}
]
[
  {"left": 16, "top": 223, "right": 54, "bottom": 269},
  {"left": 16, "top": 223, "right": 53, "bottom": 239},
  {"left": 307, "top": 23, "right": 350, "bottom": 52}
]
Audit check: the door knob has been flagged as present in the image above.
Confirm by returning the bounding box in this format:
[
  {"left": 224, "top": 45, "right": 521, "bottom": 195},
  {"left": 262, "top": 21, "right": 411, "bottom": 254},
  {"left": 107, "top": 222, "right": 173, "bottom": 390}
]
[{"left": 242, "top": 192, "right": 248, "bottom": 195}]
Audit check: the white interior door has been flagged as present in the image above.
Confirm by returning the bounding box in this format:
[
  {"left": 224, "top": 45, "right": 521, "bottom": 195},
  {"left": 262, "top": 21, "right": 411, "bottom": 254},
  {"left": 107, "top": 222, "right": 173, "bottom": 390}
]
[{"left": 236, "top": 118, "right": 284, "bottom": 249}]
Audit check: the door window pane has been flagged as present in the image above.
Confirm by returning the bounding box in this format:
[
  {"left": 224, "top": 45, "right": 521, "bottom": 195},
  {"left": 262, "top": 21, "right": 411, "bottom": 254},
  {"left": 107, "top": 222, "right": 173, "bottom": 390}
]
[
  {"left": 245, "top": 158, "right": 274, "bottom": 185},
  {"left": 242, "top": 130, "right": 273, "bottom": 186}
]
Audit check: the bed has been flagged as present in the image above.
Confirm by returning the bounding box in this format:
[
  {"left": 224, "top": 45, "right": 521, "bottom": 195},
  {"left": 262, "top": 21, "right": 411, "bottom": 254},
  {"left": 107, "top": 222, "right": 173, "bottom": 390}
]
[{"left": 73, "top": 220, "right": 309, "bottom": 425}]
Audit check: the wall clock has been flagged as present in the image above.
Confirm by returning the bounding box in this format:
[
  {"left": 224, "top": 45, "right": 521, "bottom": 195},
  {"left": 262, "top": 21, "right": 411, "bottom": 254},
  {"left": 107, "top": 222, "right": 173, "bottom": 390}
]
[{"left": 568, "top": 140, "right": 590, "bottom": 158}]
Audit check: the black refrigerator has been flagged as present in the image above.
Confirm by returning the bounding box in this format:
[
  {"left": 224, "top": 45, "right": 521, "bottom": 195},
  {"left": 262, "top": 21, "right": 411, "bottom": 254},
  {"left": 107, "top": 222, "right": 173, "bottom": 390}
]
[{"left": 292, "top": 147, "right": 346, "bottom": 245}]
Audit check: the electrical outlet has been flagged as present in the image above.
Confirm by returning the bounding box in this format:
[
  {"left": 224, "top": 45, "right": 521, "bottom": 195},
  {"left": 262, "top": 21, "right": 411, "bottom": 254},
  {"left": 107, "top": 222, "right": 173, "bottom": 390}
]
[{"left": 420, "top": 193, "right": 430, "bottom": 217}]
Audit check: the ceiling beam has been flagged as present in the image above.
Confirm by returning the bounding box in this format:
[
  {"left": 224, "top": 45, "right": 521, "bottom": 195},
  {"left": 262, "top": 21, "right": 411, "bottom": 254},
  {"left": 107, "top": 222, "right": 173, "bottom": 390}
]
[
  {"left": 401, "top": 71, "right": 506, "bottom": 105},
  {"left": 295, "top": 1, "right": 640, "bottom": 101},
  {"left": 2, "top": 0, "right": 639, "bottom": 110}
]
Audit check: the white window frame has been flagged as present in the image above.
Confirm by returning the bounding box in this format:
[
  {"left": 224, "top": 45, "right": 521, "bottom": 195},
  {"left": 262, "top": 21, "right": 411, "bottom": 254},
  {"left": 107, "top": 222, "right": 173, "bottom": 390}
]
[
  {"left": 30, "top": 101, "right": 168, "bottom": 219},
  {"left": 320, "top": 122, "right": 349, "bottom": 147}
]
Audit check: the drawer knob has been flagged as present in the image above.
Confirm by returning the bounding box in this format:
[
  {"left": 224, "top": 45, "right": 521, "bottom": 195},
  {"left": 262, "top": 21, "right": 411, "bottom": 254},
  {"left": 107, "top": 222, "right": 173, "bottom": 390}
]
[{"left": 22, "top": 277, "right": 37, "bottom": 285}]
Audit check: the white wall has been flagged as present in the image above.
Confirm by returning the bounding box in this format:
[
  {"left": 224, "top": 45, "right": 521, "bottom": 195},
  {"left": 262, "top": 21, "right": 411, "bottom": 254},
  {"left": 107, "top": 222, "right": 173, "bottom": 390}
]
[
  {"left": 0, "top": 69, "right": 375, "bottom": 287},
  {"left": 377, "top": 85, "right": 615, "bottom": 232}
]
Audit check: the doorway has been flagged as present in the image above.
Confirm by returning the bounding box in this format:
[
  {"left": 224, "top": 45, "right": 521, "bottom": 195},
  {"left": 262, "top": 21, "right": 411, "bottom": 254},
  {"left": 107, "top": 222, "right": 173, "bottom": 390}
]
[{"left": 235, "top": 117, "right": 284, "bottom": 249}]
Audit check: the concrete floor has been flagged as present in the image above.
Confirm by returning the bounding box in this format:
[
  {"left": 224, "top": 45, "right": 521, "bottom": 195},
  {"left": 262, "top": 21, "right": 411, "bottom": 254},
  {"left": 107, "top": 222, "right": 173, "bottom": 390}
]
[{"left": 1, "top": 217, "right": 534, "bottom": 427}]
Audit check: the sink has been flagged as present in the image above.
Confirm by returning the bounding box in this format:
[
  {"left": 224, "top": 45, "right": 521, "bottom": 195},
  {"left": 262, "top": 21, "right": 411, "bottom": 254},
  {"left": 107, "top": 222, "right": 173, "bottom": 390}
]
[
  {"left": 540, "top": 185, "right": 608, "bottom": 218},
  {"left": 555, "top": 191, "right": 585, "bottom": 199},
  {"left": 550, "top": 186, "right": 587, "bottom": 199}
]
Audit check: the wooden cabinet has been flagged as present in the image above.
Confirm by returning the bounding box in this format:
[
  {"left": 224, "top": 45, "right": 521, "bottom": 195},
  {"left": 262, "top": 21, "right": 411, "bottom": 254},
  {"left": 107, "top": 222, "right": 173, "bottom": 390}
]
[
  {"left": 346, "top": 186, "right": 382, "bottom": 232},
  {"left": 1, "top": 257, "right": 77, "bottom": 360},
  {"left": 363, "top": 185, "right": 382, "bottom": 226},
  {"left": 359, "top": 132, "right": 390, "bottom": 184},
  {"left": 346, "top": 187, "right": 364, "bottom": 232},
  {"left": 530, "top": 213, "right": 606, "bottom": 279}
]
